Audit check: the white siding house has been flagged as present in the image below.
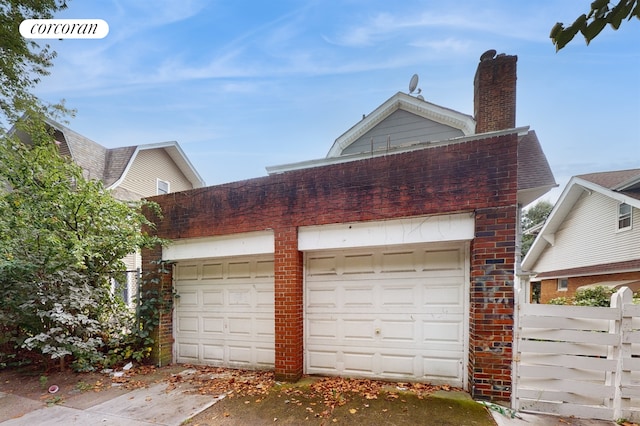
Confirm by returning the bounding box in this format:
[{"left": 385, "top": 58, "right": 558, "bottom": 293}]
[{"left": 522, "top": 169, "right": 640, "bottom": 303}]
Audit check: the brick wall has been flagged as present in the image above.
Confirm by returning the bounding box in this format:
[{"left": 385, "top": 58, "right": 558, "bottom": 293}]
[
  {"left": 540, "top": 271, "right": 640, "bottom": 303},
  {"left": 143, "top": 132, "right": 519, "bottom": 401},
  {"left": 470, "top": 206, "right": 517, "bottom": 400},
  {"left": 474, "top": 51, "right": 517, "bottom": 134},
  {"left": 273, "top": 227, "right": 304, "bottom": 381}
]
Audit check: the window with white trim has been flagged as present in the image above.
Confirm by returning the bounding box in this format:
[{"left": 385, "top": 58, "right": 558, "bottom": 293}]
[
  {"left": 557, "top": 278, "right": 568, "bottom": 291},
  {"left": 157, "top": 179, "right": 170, "bottom": 195},
  {"left": 618, "top": 202, "right": 632, "bottom": 231}
]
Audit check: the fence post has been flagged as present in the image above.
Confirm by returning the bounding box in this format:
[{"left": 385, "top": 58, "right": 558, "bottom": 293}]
[{"left": 611, "top": 287, "right": 633, "bottom": 420}]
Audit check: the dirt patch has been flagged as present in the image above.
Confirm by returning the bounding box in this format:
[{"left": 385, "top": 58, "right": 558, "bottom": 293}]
[
  {"left": 173, "top": 367, "right": 497, "bottom": 426},
  {"left": 0, "top": 363, "right": 185, "bottom": 407},
  {"left": 189, "top": 387, "right": 496, "bottom": 426}
]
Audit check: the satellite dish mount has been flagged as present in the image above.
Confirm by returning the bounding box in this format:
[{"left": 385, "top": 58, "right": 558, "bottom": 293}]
[{"left": 408, "top": 74, "right": 424, "bottom": 100}]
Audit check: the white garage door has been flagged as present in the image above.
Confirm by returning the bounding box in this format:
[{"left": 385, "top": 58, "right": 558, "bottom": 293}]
[
  {"left": 305, "top": 244, "right": 468, "bottom": 386},
  {"left": 173, "top": 256, "right": 275, "bottom": 368}
]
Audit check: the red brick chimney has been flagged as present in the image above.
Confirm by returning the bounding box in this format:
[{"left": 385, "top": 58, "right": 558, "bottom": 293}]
[{"left": 473, "top": 50, "right": 517, "bottom": 134}]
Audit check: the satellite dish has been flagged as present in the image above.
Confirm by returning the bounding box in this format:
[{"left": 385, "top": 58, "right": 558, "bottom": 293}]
[{"left": 409, "top": 74, "right": 419, "bottom": 94}]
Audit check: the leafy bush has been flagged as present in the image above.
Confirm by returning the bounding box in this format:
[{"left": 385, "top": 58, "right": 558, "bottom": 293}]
[
  {"left": 0, "top": 115, "right": 165, "bottom": 371},
  {"left": 548, "top": 286, "right": 618, "bottom": 307},
  {"left": 573, "top": 286, "right": 615, "bottom": 307}
]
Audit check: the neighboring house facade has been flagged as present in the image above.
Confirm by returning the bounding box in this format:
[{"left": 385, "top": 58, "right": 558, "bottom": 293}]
[
  {"left": 523, "top": 169, "right": 640, "bottom": 303},
  {"left": 143, "top": 50, "right": 555, "bottom": 402},
  {"left": 16, "top": 119, "right": 206, "bottom": 303}
]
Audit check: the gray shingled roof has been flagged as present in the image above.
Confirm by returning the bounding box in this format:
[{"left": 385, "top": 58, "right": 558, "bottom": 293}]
[
  {"left": 517, "top": 130, "right": 556, "bottom": 192},
  {"left": 578, "top": 168, "right": 640, "bottom": 190},
  {"left": 103, "top": 146, "right": 137, "bottom": 187},
  {"left": 578, "top": 168, "right": 640, "bottom": 201}
]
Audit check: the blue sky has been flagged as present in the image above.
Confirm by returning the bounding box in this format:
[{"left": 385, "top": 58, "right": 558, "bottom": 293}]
[{"left": 35, "top": 1, "right": 640, "bottom": 206}]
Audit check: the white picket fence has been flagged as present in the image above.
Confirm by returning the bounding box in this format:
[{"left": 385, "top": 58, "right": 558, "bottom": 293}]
[{"left": 514, "top": 287, "right": 640, "bottom": 422}]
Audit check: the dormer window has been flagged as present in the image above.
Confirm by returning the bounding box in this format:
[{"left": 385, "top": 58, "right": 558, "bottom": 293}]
[
  {"left": 157, "top": 179, "right": 170, "bottom": 195},
  {"left": 618, "top": 202, "right": 632, "bottom": 231}
]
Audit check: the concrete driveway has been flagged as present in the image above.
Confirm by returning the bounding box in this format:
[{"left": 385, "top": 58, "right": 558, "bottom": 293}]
[{"left": 0, "top": 371, "right": 220, "bottom": 426}]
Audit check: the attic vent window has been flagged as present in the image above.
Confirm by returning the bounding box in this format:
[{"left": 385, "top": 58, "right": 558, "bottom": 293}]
[
  {"left": 618, "top": 202, "right": 632, "bottom": 231},
  {"left": 157, "top": 179, "right": 170, "bottom": 195}
]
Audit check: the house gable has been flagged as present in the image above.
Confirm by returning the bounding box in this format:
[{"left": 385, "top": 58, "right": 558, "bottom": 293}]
[
  {"left": 107, "top": 142, "right": 205, "bottom": 200},
  {"left": 326, "top": 92, "right": 475, "bottom": 157},
  {"left": 340, "top": 109, "right": 466, "bottom": 155},
  {"left": 523, "top": 172, "right": 640, "bottom": 277},
  {"left": 117, "top": 147, "right": 194, "bottom": 200}
]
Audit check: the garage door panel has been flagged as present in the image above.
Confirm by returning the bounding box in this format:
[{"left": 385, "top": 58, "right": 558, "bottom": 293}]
[
  {"left": 202, "top": 290, "right": 223, "bottom": 306},
  {"left": 177, "top": 343, "right": 199, "bottom": 360},
  {"left": 176, "top": 264, "right": 198, "bottom": 280},
  {"left": 343, "top": 319, "right": 376, "bottom": 340},
  {"left": 174, "top": 257, "right": 275, "bottom": 368},
  {"left": 306, "top": 245, "right": 467, "bottom": 386},
  {"left": 232, "top": 261, "right": 256, "bottom": 277},
  {"left": 256, "top": 286, "right": 275, "bottom": 307},
  {"left": 307, "top": 287, "right": 338, "bottom": 308},
  {"left": 423, "top": 284, "right": 462, "bottom": 306},
  {"left": 381, "top": 251, "right": 417, "bottom": 272},
  {"left": 256, "top": 317, "right": 275, "bottom": 337},
  {"left": 202, "top": 262, "right": 223, "bottom": 279},
  {"left": 343, "top": 254, "right": 375, "bottom": 274},
  {"left": 424, "top": 250, "right": 462, "bottom": 270},
  {"left": 343, "top": 286, "right": 375, "bottom": 306},
  {"left": 202, "top": 345, "right": 224, "bottom": 363},
  {"left": 423, "top": 320, "right": 462, "bottom": 343},
  {"left": 379, "top": 353, "right": 415, "bottom": 376},
  {"left": 202, "top": 317, "right": 224, "bottom": 334},
  {"left": 381, "top": 286, "right": 417, "bottom": 307},
  {"left": 307, "top": 350, "right": 338, "bottom": 370},
  {"left": 255, "top": 346, "right": 275, "bottom": 366},
  {"left": 380, "top": 319, "right": 414, "bottom": 342},
  {"left": 308, "top": 319, "right": 338, "bottom": 339},
  {"left": 177, "top": 315, "right": 199, "bottom": 333},
  {"left": 422, "top": 357, "right": 461, "bottom": 380},
  {"left": 227, "top": 316, "right": 252, "bottom": 335},
  {"left": 343, "top": 352, "right": 375, "bottom": 374},
  {"left": 178, "top": 290, "right": 199, "bottom": 306},
  {"left": 228, "top": 345, "right": 251, "bottom": 364},
  {"left": 256, "top": 260, "right": 275, "bottom": 278}
]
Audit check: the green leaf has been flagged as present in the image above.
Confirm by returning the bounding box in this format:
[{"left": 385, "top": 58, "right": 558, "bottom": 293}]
[{"left": 582, "top": 18, "right": 608, "bottom": 42}]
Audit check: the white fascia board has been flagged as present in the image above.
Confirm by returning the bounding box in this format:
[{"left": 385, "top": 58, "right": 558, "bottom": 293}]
[
  {"left": 298, "top": 213, "right": 474, "bottom": 251},
  {"left": 163, "top": 230, "right": 274, "bottom": 261}
]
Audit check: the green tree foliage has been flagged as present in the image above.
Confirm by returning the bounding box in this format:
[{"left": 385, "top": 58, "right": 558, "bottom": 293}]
[
  {"left": 0, "top": 115, "right": 162, "bottom": 370},
  {"left": 0, "top": 1, "right": 71, "bottom": 127},
  {"left": 521, "top": 200, "right": 553, "bottom": 257},
  {"left": 551, "top": 0, "right": 640, "bottom": 51}
]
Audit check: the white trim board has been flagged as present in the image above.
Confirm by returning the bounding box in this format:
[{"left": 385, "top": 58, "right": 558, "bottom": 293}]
[
  {"left": 163, "top": 230, "right": 274, "bottom": 261},
  {"left": 298, "top": 213, "right": 475, "bottom": 251}
]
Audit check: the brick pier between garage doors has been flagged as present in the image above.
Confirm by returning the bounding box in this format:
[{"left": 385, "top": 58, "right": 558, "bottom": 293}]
[{"left": 142, "top": 51, "right": 556, "bottom": 402}]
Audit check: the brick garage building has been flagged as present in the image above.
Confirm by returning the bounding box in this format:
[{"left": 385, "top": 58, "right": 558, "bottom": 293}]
[{"left": 143, "top": 50, "right": 555, "bottom": 401}]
